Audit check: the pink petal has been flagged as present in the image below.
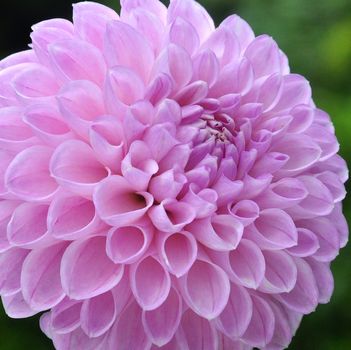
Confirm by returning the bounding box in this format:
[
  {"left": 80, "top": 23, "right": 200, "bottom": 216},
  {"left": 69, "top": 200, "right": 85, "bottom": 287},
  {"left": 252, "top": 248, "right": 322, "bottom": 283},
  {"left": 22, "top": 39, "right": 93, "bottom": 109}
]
[
  {"left": 81, "top": 290, "right": 116, "bottom": 337},
  {"left": 241, "top": 294, "right": 275, "bottom": 348},
  {"left": 307, "top": 259, "right": 334, "bottom": 304},
  {"left": 193, "top": 49, "right": 219, "bottom": 88},
  {"left": 228, "top": 199, "right": 260, "bottom": 227},
  {"left": 130, "top": 255, "right": 171, "bottom": 310},
  {"left": 169, "top": 17, "right": 200, "bottom": 55},
  {"left": 182, "top": 186, "right": 218, "bottom": 219},
  {"left": 48, "top": 39, "right": 106, "bottom": 85},
  {"left": 106, "top": 223, "right": 154, "bottom": 264},
  {"left": 167, "top": 0, "right": 215, "bottom": 42},
  {"left": 149, "top": 169, "right": 186, "bottom": 202},
  {"left": 186, "top": 214, "right": 243, "bottom": 251},
  {"left": 104, "top": 20, "right": 154, "bottom": 83},
  {"left": 142, "top": 287, "right": 182, "bottom": 346},
  {"left": 200, "top": 26, "right": 240, "bottom": 67},
  {"left": 104, "top": 66, "right": 145, "bottom": 116},
  {"left": 23, "top": 103, "right": 73, "bottom": 147},
  {"left": 153, "top": 44, "right": 193, "bottom": 90},
  {"left": 148, "top": 199, "right": 196, "bottom": 233},
  {"left": 50, "top": 140, "right": 108, "bottom": 198},
  {"left": 108, "top": 301, "right": 151, "bottom": 350},
  {"left": 57, "top": 80, "right": 105, "bottom": 140},
  {"left": 220, "top": 15, "right": 255, "bottom": 51},
  {"left": 214, "top": 283, "right": 253, "bottom": 338},
  {"left": 21, "top": 242, "right": 67, "bottom": 311},
  {"left": 226, "top": 239, "right": 265, "bottom": 289},
  {"left": 259, "top": 250, "right": 297, "bottom": 294},
  {"left": 5, "top": 145, "right": 58, "bottom": 201},
  {"left": 276, "top": 257, "right": 319, "bottom": 314},
  {"left": 89, "top": 115, "right": 125, "bottom": 173},
  {"left": 272, "top": 134, "right": 321, "bottom": 174},
  {"left": 157, "top": 231, "right": 197, "bottom": 277},
  {"left": 2, "top": 290, "right": 36, "bottom": 318},
  {"left": 255, "top": 177, "right": 308, "bottom": 210},
  {"left": 7, "top": 202, "right": 49, "bottom": 248},
  {"left": 0, "top": 248, "right": 29, "bottom": 296},
  {"left": 0, "top": 200, "right": 20, "bottom": 252},
  {"left": 179, "top": 309, "right": 218, "bottom": 349},
  {"left": 286, "top": 228, "right": 320, "bottom": 257},
  {"left": 93, "top": 175, "right": 154, "bottom": 227},
  {"left": 48, "top": 191, "right": 105, "bottom": 240},
  {"left": 178, "top": 258, "right": 230, "bottom": 319},
  {"left": 245, "top": 35, "right": 281, "bottom": 78},
  {"left": 51, "top": 298, "right": 82, "bottom": 334},
  {"left": 248, "top": 208, "right": 298, "bottom": 250},
  {"left": 287, "top": 175, "right": 334, "bottom": 219},
  {"left": 273, "top": 74, "right": 312, "bottom": 113},
  {"left": 121, "top": 140, "right": 158, "bottom": 191},
  {"left": 298, "top": 217, "right": 340, "bottom": 262},
  {"left": 73, "top": 2, "right": 119, "bottom": 49},
  {"left": 61, "top": 235, "right": 124, "bottom": 299}
]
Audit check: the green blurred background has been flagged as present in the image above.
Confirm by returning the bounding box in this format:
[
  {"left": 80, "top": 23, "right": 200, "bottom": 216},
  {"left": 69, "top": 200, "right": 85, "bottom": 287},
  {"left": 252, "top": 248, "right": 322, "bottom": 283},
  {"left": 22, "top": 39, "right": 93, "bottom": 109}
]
[{"left": 0, "top": 0, "right": 350, "bottom": 349}]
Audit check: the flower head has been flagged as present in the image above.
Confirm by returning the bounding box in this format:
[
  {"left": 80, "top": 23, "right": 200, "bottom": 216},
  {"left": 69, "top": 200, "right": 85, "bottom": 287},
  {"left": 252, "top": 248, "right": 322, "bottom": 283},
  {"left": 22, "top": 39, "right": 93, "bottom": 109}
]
[{"left": 0, "top": 0, "right": 348, "bottom": 349}]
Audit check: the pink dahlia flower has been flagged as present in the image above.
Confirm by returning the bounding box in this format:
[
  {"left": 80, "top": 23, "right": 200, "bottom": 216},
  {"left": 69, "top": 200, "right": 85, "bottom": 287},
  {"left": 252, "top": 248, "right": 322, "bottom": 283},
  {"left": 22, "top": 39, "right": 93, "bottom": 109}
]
[{"left": 0, "top": 0, "right": 348, "bottom": 349}]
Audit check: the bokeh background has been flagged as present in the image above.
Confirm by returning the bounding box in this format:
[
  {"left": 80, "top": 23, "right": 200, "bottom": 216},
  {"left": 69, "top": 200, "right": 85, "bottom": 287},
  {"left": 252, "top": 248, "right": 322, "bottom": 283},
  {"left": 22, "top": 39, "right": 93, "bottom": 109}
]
[{"left": 0, "top": 0, "right": 350, "bottom": 349}]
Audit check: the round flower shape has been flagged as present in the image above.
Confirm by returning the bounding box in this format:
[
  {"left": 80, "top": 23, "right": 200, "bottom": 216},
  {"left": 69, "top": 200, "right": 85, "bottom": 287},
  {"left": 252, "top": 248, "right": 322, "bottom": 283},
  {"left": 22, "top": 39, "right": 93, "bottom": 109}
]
[{"left": 0, "top": 0, "right": 348, "bottom": 349}]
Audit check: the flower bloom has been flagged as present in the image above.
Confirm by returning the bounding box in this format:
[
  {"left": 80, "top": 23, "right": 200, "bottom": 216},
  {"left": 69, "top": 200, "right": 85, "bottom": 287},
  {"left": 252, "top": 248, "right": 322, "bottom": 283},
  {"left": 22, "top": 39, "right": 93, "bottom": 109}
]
[{"left": 0, "top": 0, "right": 348, "bottom": 349}]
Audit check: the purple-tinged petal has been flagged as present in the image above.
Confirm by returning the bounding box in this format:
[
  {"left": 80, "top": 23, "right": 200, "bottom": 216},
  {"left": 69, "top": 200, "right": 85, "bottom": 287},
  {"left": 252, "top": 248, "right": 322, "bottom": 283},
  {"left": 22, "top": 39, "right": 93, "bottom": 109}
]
[
  {"left": 228, "top": 199, "right": 259, "bottom": 227},
  {"left": 57, "top": 80, "right": 105, "bottom": 140},
  {"left": 0, "top": 248, "right": 29, "bottom": 296},
  {"left": 148, "top": 199, "right": 196, "bottom": 234},
  {"left": 50, "top": 140, "right": 108, "bottom": 198},
  {"left": 179, "top": 309, "right": 218, "bottom": 349},
  {"left": 276, "top": 257, "right": 319, "bottom": 314},
  {"left": 107, "top": 301, "right": 151, "bottom": 350},
  {"left": 168, "top": 0, "right": 215, "bottom": 42},
  {"left": 81, "top": 290, "right": 116, "bottom": 337},
  {"left": 247, "top": 208, "right": 298, "bottom": 250},
  {"left": 61, "top": 236, "right": 124, "bottom": 300},
  {"left": 106, "top": 223, "right": 153, "bottom": 264},
  {"left": 214, "top": 283, "right": 253, "bottom": 338},
  {"left": 178, "top": 258, "right": 230, "bottom": 319},
  {"left": 2, "top": 290, "right": 37, "bottom": 318},
  {"left": 5, "top": 145, "right": 58, "bottom": 201},
  {"left": 157, "top": 231, "right": 197, "bottom": 277},
  {"left": 94, "top": 175, "right": 154, "bottom": 227},
  {"left": 7, "top": 202, "right": 50, "bottom": 248},
  {"left": 142, "top": 287, "right": 182, "bottom": 346},
  {"left": 186, "top": 214, "right": 243, "bottom": 251},
  {"left": 130, "top": 255, "right": 171, "bottom": 311},
  {"left": 51, "top": 298, "right": 82, "bottom": 334},
  {"left": 241, "top": 294, "right": 275, "bottom": 348},
  {"left": 21, "top": 242, "right": 67, "bottom": 311},
  {"left": 48, "top": 192, "right": 105, "bottom": 240},
  {"left": 259, "top": 250, "right": 297, "bottom": 294},
  {"left": 104, "top": 20, "right": 154, "bottom": 83}
]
